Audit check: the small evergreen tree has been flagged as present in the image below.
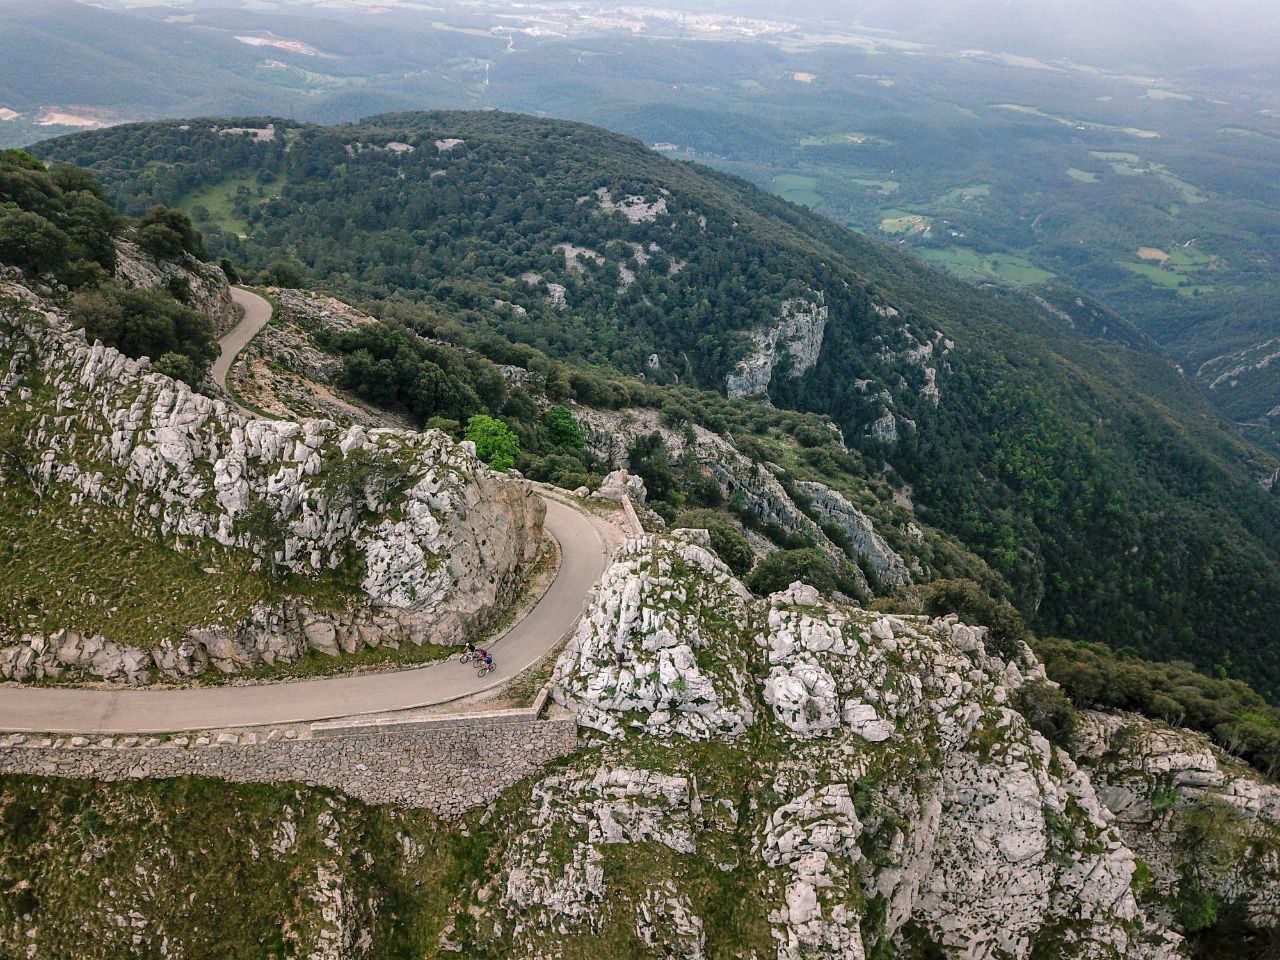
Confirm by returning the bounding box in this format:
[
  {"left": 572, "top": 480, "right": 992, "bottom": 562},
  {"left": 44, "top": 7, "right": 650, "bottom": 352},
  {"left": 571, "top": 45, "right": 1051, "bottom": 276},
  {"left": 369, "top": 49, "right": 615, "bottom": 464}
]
[
  {"left": 539, "top": 405, "right": 584, "bottom": 450},
  {"left": 465, "top": 414, "right": 520, "bottom": 471}
]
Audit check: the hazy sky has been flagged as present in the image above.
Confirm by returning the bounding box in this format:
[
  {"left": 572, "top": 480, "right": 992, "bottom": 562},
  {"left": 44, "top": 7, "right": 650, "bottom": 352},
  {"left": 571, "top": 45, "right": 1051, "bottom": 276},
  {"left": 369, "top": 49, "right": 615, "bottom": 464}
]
[{"left": 641, "top": 0, "right": 1280, "bottom": 71}]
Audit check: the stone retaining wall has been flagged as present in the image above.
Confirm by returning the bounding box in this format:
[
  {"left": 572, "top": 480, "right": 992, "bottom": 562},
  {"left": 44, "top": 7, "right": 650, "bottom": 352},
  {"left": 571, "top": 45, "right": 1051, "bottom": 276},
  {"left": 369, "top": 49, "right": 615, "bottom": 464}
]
[{"left": 0, "top": 715, "right": 578, "bottom": 816}]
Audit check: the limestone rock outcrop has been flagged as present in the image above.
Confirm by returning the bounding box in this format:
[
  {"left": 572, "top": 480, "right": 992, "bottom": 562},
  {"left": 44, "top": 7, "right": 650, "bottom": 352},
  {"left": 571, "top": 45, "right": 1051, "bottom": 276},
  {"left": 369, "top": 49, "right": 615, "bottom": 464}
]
[
  {"left": 489, "top": 534, "right": 1193, "bottom": 958},
  {"left": 578, "top": 405, "right": 918, "bottom": 591},
  {"left": 1075, "top": 711, "right": 1280, "bottom": 932},
  {"left": 726, "top": 295, "right": 828, "bottom": 399},
  {"left": 0, "top": 282, "right": 543, "bottom": 683},
  {"left": 113, "top": 239, "right": 238, "bottom": 333}
]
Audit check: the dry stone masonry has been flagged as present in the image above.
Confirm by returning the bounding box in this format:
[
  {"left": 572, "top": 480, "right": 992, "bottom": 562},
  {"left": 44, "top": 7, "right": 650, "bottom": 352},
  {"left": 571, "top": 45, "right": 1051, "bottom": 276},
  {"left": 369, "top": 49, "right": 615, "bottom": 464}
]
[{"left": 0, "top": 714, "right": 577, "bottom": 816}]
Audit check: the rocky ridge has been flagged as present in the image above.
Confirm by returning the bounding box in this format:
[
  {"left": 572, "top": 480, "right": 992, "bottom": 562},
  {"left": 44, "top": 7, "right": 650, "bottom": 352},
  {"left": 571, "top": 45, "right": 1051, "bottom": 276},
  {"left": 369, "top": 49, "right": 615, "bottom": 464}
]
[
  {"left": 112, "top": 238, "right": 238, "bottom": 333},
  {"left": 577, "top": 405, "right": 915, "bottom": 590},
  {"left": 418, "top": 530, "right": 1280, "bottom": 958},
  {"left": 203, "top": 288, "right": 923, "bottom": 594},
  {"left": 1075, "top": 711, "right": 1280, "bottom": 935},
  {"left": 0, "top": 282, "right": 543, "bottom": 683}
]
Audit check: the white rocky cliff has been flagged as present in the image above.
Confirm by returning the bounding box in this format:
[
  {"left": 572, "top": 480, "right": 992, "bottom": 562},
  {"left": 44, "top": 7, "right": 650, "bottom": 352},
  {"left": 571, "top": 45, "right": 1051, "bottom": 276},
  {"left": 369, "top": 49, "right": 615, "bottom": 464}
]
[
  {"left": 424, "top": 530, "right": 1280, "bottom": 958},
  {"left": 0, "top": 281, "right": 543, "bottom": 683},
  {"left": 726, "top": 295, "right": 829, "bottom": 399}
]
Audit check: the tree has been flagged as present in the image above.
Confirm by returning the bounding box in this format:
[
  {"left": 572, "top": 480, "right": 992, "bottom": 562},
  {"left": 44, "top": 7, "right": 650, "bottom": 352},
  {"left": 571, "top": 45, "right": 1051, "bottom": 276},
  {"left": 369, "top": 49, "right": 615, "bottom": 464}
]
[
  {"left": 70, "top": 285, "right": 217, "bottom": 381},
  {"left": 465, "top": 414, "right": 520, "bottom": 471},
  {"left": 264, "top": 260, "right": 305, "bottom": 288},
  {"left": 539, "top": 405, "right": 584, "bottom": 450},
  {"left": 674, "top": 509, "right": 754, "bottom": 576},
  {"left": 745, "top": 548, "right": 836, "bottom": 596},
  {"left": 0, "top": 210, "right": 70, "bottom": 274},
  {"left": 136, "top": 205, "right": 204, "bottom": 259},
  {"left": 924, "top": 579, "right": 1029, "bottom": 663},
  {"left": 0, "top": 148, "right": 44, "bottom": 172}
]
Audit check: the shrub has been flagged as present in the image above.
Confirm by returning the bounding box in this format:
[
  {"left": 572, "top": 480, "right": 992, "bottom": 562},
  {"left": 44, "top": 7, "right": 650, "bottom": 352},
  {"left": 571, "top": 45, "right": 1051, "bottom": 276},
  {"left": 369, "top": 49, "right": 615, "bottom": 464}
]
[
  {"left": 746, "top": 548, "right": 836, "bottom": 596},
  {"left": 70, "top": 284, "right": 217, "bottom": 381},
  {"left": 264, "top": 259, "right": 305, "bottom": 288},
  {"left": 674, "top": 509, "right": 754, "bottom": 577},
  {"left": 136, "top": 205, "right": 204, "bottom": 259},
  {"left": 1014, "top": 681, "right": 1076, "bottom": 749},
  {"left": 465, "top": 414, "right": 520, "bottom": 471},
  {"left": 539, "top": 405, "right": 584, "bottom": 450},
  {"left": 0, "top": 209, "right": 70, "bottom": 274},
  {"left": 1176, "top": 884, "right": 1218, "bottom": 934},
  {"left": 924, "top": 579, "right": 1029, "bottom": 663}
]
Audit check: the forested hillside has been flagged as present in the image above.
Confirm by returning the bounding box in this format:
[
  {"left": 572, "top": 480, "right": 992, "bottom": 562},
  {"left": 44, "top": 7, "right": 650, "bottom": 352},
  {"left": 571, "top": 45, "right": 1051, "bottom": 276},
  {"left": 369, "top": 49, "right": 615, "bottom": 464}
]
[{"left": 37, "top": 112, "right": 1280, "bottom": 696}]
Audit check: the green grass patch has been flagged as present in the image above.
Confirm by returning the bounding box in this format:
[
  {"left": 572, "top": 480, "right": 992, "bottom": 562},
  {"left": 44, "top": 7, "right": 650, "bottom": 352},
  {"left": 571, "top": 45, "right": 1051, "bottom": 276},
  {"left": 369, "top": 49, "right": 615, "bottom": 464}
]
[
  {"left": 880, "top": 210, "right": 931, "bottom": 235},
  {"left": 178, "top": 169, "right": 285, "bottom": 237},
  {"left": 1066, "top": 167, "right": 1099, "bottom": 183},
  {"left": 1118, "top": 248, "right": 1218, "bottom": 296},
  {"left": 1086, "top": 152, "right": 1206, "bottom": 201},
  {"left": 934, "top": 183, "right": 990, "bottom": 204},
  {"left": 771, "top": 173, "right": 821, "bottom": 207},
  {"left": 847, "top": 176, "right": 899, "bottom": 194},
  {"left": 1118, "top": 261, "right": 1186, "bottom": 286},
  {"left": 0, "top": 774, "right": 470, "bottom": 958},
  {"left": 799, "top": 132, "right": 889, "bottom": 147},
  {"left": 919, "top": 246, "right": 1054, "bottom": 285},
  {"left": 0, "top": 482, "right": 358, "bottom": 652}
]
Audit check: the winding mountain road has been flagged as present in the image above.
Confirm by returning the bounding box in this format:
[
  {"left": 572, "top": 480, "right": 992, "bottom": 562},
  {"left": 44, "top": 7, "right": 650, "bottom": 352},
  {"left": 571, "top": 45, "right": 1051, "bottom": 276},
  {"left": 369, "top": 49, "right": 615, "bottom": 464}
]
[
  {"left": 0, "top": 499, "right": 608, "bottom": 734},
  {"left": 212, "top": 287, "right": 274, "bottom": 394},
  {"left": 0, "top": 290, "right": 615, "bottom": 734}
]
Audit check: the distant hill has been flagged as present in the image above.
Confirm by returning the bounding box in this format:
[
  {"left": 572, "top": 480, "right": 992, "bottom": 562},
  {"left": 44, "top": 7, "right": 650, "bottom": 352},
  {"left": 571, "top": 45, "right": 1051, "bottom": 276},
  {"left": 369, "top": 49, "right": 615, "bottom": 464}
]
[{"left": 0, "top": 0, "right": 266, "bottom": 113}]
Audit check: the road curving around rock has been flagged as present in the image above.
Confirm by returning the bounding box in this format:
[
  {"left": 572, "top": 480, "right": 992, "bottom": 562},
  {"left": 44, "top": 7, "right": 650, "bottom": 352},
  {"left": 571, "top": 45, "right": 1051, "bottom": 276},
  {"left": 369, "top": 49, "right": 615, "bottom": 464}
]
[
  {"left": 0, "top": 497, "right": 611, "bottom": 734},
  {"left": 211, "top": 286, "right": 274, "bottom": 403}
]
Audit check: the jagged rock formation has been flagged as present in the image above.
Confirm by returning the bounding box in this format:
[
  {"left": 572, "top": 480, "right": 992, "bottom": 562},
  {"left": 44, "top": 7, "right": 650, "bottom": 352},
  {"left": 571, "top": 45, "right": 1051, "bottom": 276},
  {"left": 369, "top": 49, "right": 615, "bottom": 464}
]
[
  {"left": 423, "top": 532, "right": 1238, "bottom": 957},
  {"left": 726, "top": 295, "right": 829, "bottom": 399},
  {"left": 793, "top": 480, "right": 910, "bottom": 587},
  {"left": 1076, "top": 712, "right": 1280, "bottom": 935},
  {"left": 0, "top": 282, "right": 543, "bottom": 683},
  {"left": 578, "top": 406, "right": 919, "bottom": 591}
]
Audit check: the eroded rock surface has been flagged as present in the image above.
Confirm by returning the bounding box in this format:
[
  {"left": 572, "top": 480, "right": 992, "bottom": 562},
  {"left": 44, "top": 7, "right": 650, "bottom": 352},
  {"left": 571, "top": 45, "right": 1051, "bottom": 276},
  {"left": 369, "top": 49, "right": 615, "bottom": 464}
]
[
  {"left": 726, "top": 295, "right": 828, "bottom": 399},
  {"left": 0, "top": 285, "right": 542, "bottom": 683},
  {"left": 483, "top": 535, "right": 1193, "bottom": 958}
]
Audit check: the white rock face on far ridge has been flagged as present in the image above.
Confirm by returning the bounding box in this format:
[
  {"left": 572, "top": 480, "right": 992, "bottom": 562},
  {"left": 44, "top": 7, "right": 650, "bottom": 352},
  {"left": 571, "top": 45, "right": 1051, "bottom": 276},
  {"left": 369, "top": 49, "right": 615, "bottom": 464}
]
[{"left": 726, "top": 295, "right": 828, "bottom": 399}]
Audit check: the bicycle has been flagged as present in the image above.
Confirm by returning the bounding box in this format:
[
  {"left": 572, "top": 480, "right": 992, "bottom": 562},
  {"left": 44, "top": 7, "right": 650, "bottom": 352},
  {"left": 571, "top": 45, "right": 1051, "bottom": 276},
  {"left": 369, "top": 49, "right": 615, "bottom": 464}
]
[
  {"left": 457, "top": 647, "right": 484, "bottom": 664},
  {"left": 476, "top": 660, "right": 496, "bottom": 678}
]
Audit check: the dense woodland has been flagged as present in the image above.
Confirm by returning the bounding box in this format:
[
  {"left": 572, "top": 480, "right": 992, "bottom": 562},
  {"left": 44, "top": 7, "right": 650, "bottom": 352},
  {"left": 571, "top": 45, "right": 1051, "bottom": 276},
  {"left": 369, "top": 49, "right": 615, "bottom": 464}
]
[{"left": 0, "top": 148, "right": 215, "bottom": 383}]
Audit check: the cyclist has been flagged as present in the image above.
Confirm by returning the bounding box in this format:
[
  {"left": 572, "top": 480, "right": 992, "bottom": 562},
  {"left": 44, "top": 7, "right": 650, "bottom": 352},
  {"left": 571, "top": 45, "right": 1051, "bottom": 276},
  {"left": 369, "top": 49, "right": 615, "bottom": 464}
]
[{"left": 480, "top": 650, "right": 494, "bottom": 671}]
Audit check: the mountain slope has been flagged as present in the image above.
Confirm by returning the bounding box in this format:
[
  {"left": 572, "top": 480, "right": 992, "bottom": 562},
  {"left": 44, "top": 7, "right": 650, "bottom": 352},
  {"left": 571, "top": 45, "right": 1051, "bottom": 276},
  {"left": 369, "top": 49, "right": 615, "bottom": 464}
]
[
  {"left": 35, "top": 111, "right": 1280, "bottom": 696},
  {"left": 8, "top": 533, "right": 1280, "bottom": 955}
]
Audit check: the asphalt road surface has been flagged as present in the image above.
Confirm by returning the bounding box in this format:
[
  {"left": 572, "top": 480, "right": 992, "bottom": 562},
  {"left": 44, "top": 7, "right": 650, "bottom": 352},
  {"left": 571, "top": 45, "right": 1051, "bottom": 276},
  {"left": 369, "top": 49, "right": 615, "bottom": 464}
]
[
  {"left": 0, "top": 498, "right": 609, "bottom": 734},
  {"left": 210, "top": 286, "right": 273, "bottom": 403}
]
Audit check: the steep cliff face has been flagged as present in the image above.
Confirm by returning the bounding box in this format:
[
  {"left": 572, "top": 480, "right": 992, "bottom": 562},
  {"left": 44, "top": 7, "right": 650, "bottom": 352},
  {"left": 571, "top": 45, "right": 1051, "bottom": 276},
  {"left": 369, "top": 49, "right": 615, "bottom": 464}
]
[
  {"left": 726, "top": 296, "right": 829, "bottom": 400},
  {"left": 0, "top": 282, "right": 543, "bottom": 683},
  {"left": 577, "top": 406, "right": 917, "bottom": 592},
  {"left": 411, "top": 531, "right": 1273, "bottom": 958},
  {"left": 1075, "top": 712, "right": 1280, "bottom": 941},
  {"left": 112, "top": 239, "right": 238, "bottom": 333}
]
